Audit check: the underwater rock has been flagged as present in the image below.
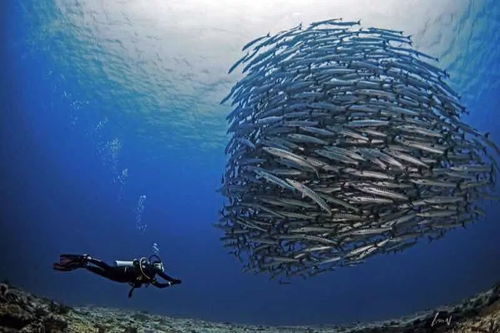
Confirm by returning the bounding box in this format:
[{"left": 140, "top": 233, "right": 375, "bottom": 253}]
[
  {"left": 42, "top": 314, "right": 68, "bottom": 332},
  {"left": 0, "top": 283, "right": 69, "bottom": 332},
  {"left": 131, "top": 311, "right": 150, "bottom": 322},
  {"left": 123, "top": 327, "right": 138, "bottom": 333},
  {"left": 0, "top": 282, "right": 498, "bottom": 332},
  {"left": 219, "top": 18, "right": 499, "bottom": 278},
  {"left": 0, "top": 303, "right": 34, "bottom": 330}
]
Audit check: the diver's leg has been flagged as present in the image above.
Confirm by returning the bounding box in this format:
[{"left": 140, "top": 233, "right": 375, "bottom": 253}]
[
  {"left": 86, "top": 257, "right": 113, "bottom": 270},
  {"left": 85, "top": 265, "right": 130, "bottom": 283}
]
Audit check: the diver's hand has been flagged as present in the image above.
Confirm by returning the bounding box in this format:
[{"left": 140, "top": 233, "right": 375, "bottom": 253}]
[{"left": 172, "top": 279, "right": 182, "bottom": 285}]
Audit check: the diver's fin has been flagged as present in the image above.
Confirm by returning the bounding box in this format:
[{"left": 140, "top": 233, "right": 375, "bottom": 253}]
[
  {"left": 53, "top": 254, "right": 88, "bottom": 271},
  {"left": 53, "top": 263, "right": 72, "bottom": 271}
]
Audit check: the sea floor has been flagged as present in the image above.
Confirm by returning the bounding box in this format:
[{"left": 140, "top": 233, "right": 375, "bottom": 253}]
[{"left": 0, "top": 282, "right": 498, "bottom": 332}]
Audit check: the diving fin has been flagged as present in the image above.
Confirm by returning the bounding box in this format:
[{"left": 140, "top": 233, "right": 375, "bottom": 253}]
[
  {"left": 53, "top": 263, "right": 77, "bottom": 271},
  {"left": 53, "top": 254, "right": 88, "bottom": 271}
]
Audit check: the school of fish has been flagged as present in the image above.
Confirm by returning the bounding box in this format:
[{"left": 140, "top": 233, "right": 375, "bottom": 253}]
[{"left": 217, "top": 18, "right": 499, "bottom": 279}]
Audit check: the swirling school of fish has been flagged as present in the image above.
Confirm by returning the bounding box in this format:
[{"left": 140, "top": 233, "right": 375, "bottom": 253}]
[{"left": 217, "top": 18, "right": 499, "bottom": 279}]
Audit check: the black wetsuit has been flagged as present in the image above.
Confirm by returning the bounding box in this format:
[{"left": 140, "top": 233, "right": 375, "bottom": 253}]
[{"left": 54, "top": 255, "right": 181, "bottom": 298}]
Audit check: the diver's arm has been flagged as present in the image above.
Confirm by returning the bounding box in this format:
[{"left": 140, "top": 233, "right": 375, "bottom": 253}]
[
  {"left": 157, "top": 270, "right": 180, "bottom": 283},
  {"left": 157, "top": 270, "right": 182, "bottom": 285},
  {"left": 151, "top": 280, "right": 172, "bottom": 288}
]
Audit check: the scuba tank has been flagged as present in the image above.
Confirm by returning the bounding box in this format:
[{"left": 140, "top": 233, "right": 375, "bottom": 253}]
[
  {"left": 115, "top": 260, "right": 135, "bottom": 267},
  {"left": 116, "top": 255, "right": 164, "bottom": 270}
]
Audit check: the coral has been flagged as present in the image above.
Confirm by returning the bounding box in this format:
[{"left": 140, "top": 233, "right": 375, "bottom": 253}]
[{"left": 0, "top": 282, "right": 498, "bottom": 332}]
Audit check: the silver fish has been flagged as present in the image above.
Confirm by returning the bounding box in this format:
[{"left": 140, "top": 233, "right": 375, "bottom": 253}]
[{"left": 286, "top": 178, "right": 332, "bottom": 214}]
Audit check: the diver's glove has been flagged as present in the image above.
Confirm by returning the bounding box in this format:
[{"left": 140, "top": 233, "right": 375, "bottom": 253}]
[{"left": 171, "top": 279, "right": 182, "bottom": 285}]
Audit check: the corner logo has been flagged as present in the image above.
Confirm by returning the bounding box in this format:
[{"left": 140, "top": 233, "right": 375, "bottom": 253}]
[{"left": 431, "top": 311, "right": 453, "bottom": 327}]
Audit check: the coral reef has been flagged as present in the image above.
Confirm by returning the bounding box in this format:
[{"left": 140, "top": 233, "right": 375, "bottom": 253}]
[{"left": 0, "top": 282, "right": 498, "bottom": 332}]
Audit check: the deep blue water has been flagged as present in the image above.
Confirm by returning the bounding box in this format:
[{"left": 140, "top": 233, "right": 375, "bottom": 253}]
[{"left": 1, "top": 0, "right": 499, "bottom": 326}]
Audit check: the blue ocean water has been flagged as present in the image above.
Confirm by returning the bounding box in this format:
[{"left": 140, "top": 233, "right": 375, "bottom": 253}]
[{"left": 1, "top": 0, "right": 499, "bottom": 326}]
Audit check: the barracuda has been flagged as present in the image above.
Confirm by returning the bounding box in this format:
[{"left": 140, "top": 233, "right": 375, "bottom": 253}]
[{"left": 219, "top": 18, "right": 498, "bottom": 278}]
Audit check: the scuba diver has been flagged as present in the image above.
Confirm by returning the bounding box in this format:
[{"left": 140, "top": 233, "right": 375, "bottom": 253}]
[{"left": 53, "top": 254, "right": 182, "bottom": 298}]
